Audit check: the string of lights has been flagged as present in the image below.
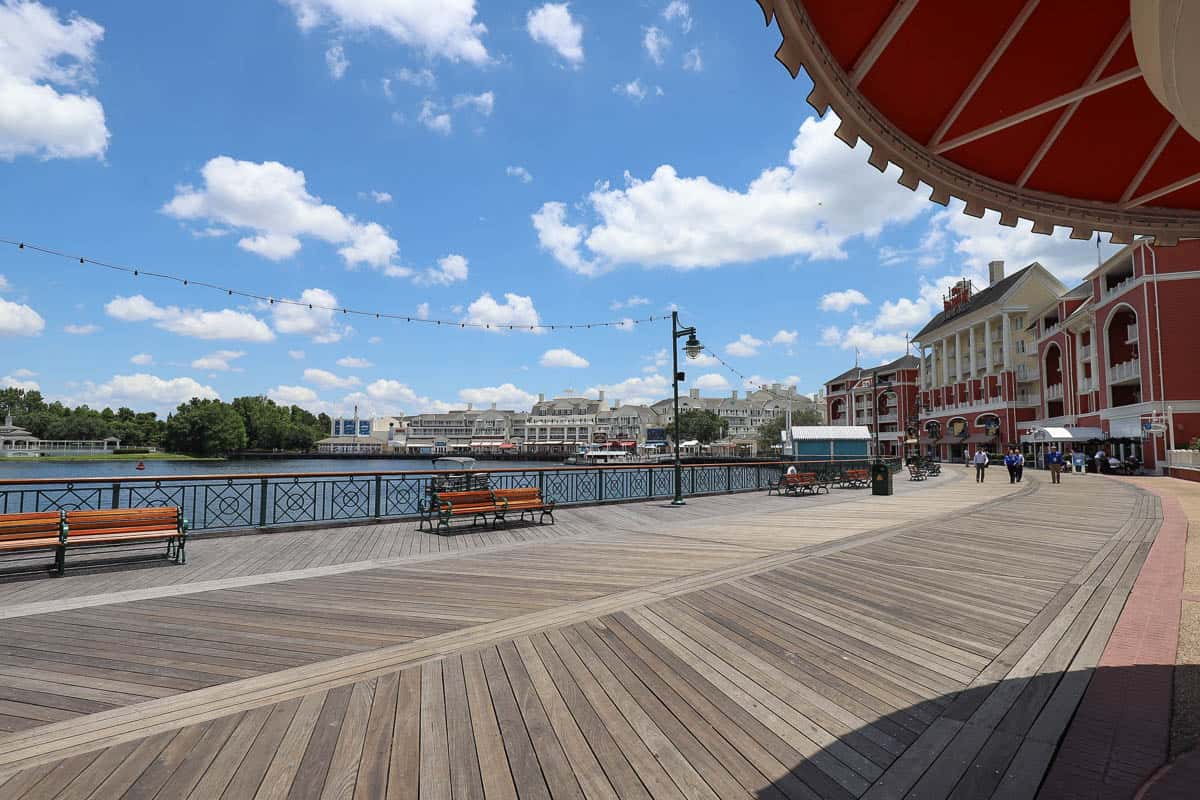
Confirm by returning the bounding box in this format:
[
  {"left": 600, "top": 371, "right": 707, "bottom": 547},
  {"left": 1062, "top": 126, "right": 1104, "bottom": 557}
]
[
  {"left": 1, "top": 237, "right": 668, "bottom": 332},
  {"left": 705, "top": 349, "right": 809, "bottom": 405}
]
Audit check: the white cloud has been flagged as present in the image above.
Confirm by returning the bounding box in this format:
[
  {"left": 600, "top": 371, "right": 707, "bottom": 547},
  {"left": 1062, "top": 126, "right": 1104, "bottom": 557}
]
[
  {"left": 821, "top": 324, "right": 909, "bottom": 358},
  {"left": 0, "top": 296, "right": 45, "bottom": 336},
  {"left": 2, "top": 372, "right": 39, "bottom": 391},
  {"left": 770, "top": 329, "right": 798, "bottom": 346},
  {"left": 532, "top": 201, "right": 594, "bottom": 274},
  {"left": 367, "top": 336, "right": 382, "bottom": 344},
  {"left": 506, "top": 165, "right": 533, "bottom": 184},
  {"left": 417, "top": 99, "right": 452, "bottom": 134},
  {"left": 394, "top": 66, "right": 435, "bottom": 87},
  {"left": 105, "top": 294, "right": 275, "bottom": 342},
  {"left": 663, "top": 0, "right": 692, "bottom": 32},
  {"left": 162, "top": 156, "right": 399, "bottom": 270},
  {"left": 452, "top": 90, "right": 493, "bottom": 116},
  {"left": 616, "top": 317, "right": 635, "bottom": 332},
  {"left": 0, "top": 274, "right": 7, "bottom": 291},
  {"left": 304, "top": 367, "right": 360, "bottom": 389},
  {"left": 613, "top": 78, "right": 647, "bottom": 102},
  {"left": 288, "top": 349, "right": 306, "bottom": 360},
  {"left": 336, "top": 356, "right": 372, "bottom": 368},
  {"left": 366, "top": 378, "right": 451, "bottom": 414},
  {"left": 365, "top": 189, "right": 392, "bottom": 203},
  {"left": 464, "top": 292, "right": 542, "bottom": 332},
  {"left": 280, "top": 0, "right": 489, "bottom": 65},
  {"left": 527, "top": 3, "right": 583, "bottom": 66},
  {"left": 324, "top": 42, "right": 349, "bottom": 79},
  {"left": 725, "top": 333, "right": 763, "bottom": 357},
  {"left": 268, "top": 384, "right": 319, "bottom": 407},
  {"left": 130, "top": 353, "right": 154, "bottom": 366},
  {"left": 416, "top": 302, "right": 430, "bottom": 320},
  {"left": 682, "top": 47, "right": 702, "bottom": 71},
  {"left": 585, "top": 374, "right": 669, "bottom": 407},
  {"left": 540, "top": 348, "right": 589, "bottom": 368},
  {"left": 78, "top": 373, "right": 219, "bottom": 413},
  {"left": 0, "top": 0, "right": 108, "bottom": 160},
  {"left": 693, "top": 372, "right": 729, "bottom": 390},
  {"left": 415, "top": 253, "right": 469, "bottom": 286},
  {"left": 819, "top": 289, "right": 870, "bottom": 312},
  {"left": 643, "top": 27, "right": 669, "bottom": 65},
  {"left": 64, "top": 323, "right": 98, "bottom": 335},
  {"left": 272, "top": 288, "right": 351, "bottom": 343},
  {"left": 533, "top": 113, "right": 929, "bottom": 274},
  {"left": 191, "top": 349, "right": 245, "bottom": 371},
  {"left": 610, "top": 295, "right": 650, "bottom": 310},
  {"left": 459, "top": 383, "right": 538, "bottom": 410}
]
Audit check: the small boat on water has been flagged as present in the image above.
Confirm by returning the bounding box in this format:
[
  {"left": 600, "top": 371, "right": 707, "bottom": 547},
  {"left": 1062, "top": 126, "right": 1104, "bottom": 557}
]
[{"left": 135, "top": 461, "right": 146, "bottom": 471}]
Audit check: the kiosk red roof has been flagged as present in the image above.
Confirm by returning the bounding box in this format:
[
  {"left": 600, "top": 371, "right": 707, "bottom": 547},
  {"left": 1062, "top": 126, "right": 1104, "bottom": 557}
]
[{"left": 755, "top": 0, "right": 1200, "bottom": 243}]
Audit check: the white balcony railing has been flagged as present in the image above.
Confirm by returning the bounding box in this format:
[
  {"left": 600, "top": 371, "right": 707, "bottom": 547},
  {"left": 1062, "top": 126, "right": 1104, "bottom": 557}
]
[
  {"left": 877, "top": 412, "right": 898, "bottom": 423},
  {"left": 1126, "top": 324, "right": 1139, "bottom": 344},
  {"left": 1016, "top": 366, "right": 1040, "bottom": 382},
  {"left": 1079, "top": 344, "right": 1092, "bottom": 361},
  {"left": 1109, "top": 359, "right": 1141, "bottom": 383},
  {"left": 1103, "top": 276, "right": 1134, "bottom": 299},
  {"left": 1045, "top": 383, "right": 1064, "bottom": 401},
  {"left": 1016, "top": 393, "right": 1041, "bottom": 407},
  {"left": 1078, "top": 378, "right": 1096, "bottom": 394}
]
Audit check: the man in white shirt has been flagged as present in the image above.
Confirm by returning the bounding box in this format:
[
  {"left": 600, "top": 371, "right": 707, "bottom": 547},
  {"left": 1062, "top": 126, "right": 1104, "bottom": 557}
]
[{"left": 973, "top": 449, "right": 989, "bottom": 483}]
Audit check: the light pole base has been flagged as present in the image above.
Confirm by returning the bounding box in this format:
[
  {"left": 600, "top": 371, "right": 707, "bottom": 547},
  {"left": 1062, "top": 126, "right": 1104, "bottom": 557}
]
[{"left": 670, "top": 498, "right": 687, "bottom": 506}]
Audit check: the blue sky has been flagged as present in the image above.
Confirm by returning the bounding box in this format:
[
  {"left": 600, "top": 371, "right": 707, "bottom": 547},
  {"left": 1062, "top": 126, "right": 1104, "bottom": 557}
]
[{"left": 0, "top": 0, "right": 1114, "bottom": 415}]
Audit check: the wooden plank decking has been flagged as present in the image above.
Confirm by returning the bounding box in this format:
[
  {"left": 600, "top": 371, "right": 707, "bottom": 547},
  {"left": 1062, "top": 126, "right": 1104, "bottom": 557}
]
[{"left": 0, "top": 470, "right": 1161, "bottom": 798}]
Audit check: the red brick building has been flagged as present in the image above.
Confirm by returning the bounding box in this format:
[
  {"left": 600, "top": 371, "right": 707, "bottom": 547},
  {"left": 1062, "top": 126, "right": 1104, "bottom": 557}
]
[
  {"left": 1027, "top": 239, "right": 1200, "bottom": 472},
  {"left": 824, "top": 355, "right": 920, "bottom": 457}
]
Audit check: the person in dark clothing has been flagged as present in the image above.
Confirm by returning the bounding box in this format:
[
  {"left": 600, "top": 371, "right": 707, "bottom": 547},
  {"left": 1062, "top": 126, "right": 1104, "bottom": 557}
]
[
  {"left": 1003, "top": 447, "right": 1019, "bottom": 484},
  {"left": 1046, "top": 445, "right": 1064, "bottom": 484},
  {"left": 1016, "top": 449, "right": 1025, "bottom": 482}
]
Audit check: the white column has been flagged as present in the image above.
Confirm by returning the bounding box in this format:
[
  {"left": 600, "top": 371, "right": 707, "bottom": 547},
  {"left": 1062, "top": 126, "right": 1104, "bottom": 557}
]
[
  {"left": 1002, "top": 313, "right": 1012, "bottom": 371},
  {"left": 1090, "top": 326, "right": 1100, "bottom": 394},
  {"left": 969, "top": 326, "right": 977, "bottom": 377},
  {"left": 941, "top": 338, "right": 950, "bottom": 385},
  {"left": 984, "top": 318, "right": 993, "bottom": 372}
]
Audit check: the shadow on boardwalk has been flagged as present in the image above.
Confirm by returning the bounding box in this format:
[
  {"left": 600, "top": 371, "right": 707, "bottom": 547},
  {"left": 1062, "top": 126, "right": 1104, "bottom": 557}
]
[{"left": 757, "top": 665, "right": 1196, "bottom": 800}]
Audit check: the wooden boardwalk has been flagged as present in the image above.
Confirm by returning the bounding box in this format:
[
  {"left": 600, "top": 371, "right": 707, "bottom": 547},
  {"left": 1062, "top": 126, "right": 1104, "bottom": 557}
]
[{"left": 0, "top": 470, "right": 1161, "bottom": 798}]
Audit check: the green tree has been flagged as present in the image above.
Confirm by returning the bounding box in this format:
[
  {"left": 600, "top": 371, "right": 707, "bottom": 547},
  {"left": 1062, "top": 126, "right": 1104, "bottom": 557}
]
[
  {"left": 756, "top": 407, "right": 823, "bottom": 453},
  {"left": 165, "top": 399, "right": 247, "bottom": 456},
  {"left": 673, "top": 409, "right": 728, "bottom": 444}
]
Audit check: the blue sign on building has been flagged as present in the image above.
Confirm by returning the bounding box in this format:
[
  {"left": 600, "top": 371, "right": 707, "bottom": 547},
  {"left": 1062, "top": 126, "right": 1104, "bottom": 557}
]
[{"left": 359, "top": 420, "right": 371, "bottom": 436}]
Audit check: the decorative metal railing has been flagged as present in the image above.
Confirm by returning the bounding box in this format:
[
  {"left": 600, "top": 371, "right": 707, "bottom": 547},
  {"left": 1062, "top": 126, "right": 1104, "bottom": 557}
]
[{"left": 0, "top": 459, "right": 897, "bottom": 534}]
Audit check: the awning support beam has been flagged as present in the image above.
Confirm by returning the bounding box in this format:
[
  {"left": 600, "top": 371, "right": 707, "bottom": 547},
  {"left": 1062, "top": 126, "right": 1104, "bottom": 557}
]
[
  {"left": 849, "top": 0, "right": 920, "bottom": 86},
  {"left": 935, "top": 67, "right": 1142, "bottom": 155}
]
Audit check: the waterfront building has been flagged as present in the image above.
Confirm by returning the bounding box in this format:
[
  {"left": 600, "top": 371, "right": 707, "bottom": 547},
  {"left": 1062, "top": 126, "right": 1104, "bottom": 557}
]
[
  {"left": 651, "top": 385, "right": 822, "bottom": 456},
  {"left": 316, "top": 413, "right": 403, "bottom": 455},
  {"left": 913, "top": 261, "right": 1065, "bottom": 462},
  {"left": 784, "top": 425, "right": 871, "bottom": 460},
  {"left": 524, "top": 392, "right": 605, "bottom": 455},
  {"left": 824, "top": 355, "right": 920, "bottom": 457},
  {"left": 0, "top": 413, "right": 121, "bottom": 457},
  {"left": 1025, "top": 239, "right": 1200, "bottom": 471}
]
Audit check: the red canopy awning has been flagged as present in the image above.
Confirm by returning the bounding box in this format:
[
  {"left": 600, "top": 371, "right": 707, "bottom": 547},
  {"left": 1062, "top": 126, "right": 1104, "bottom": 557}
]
[{"left": 755, "top": 0, "right": 1200, "bottom": 243}]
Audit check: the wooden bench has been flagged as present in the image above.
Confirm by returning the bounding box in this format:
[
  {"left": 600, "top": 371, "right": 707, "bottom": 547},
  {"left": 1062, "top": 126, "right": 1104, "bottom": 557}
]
[
  {"left": 420, "top": 490, "right": 503, "bottom": 534},
  {"left": 908, "top": 464, "right": 928, "bottom": 481},
  {"left": 63, "top": 508, "right": 188, "bottom": 574},
  {"left": 492, "top": 487, "right": 556, "bottom": 526},
  {"left": 0, "top": 512, "right": 67, "bottom": 576},
  {"left": 770, "top": 472, "right": 829, "bottom": 496},
  {"left": 840, "top": 468, "right": 871, "bottom": 489}
]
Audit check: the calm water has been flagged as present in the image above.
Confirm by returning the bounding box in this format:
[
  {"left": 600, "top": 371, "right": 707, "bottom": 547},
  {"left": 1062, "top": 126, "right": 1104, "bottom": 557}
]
[{"left": 0, "top": 458, "right": 553, "bottom": 482}]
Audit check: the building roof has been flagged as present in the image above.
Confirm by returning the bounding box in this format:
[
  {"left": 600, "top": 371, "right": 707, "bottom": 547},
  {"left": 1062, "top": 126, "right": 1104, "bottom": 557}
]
[
  {"left": 913, "top": 266, "right": 1034, "bottom": 340},
  {"left": 783, "top": 425, "right": 872, "bottom": 441},
  {"left": 826, "top": 354, "right": 919, "bottom": 388},
  {"left": 755, "top": 1, "right": 1200, "bottom": 245}
]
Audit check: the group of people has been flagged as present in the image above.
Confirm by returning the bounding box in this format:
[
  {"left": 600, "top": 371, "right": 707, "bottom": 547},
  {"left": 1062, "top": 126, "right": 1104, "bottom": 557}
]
[{"left": 970, "top": 444, "right": 1077, "bottom": 485}]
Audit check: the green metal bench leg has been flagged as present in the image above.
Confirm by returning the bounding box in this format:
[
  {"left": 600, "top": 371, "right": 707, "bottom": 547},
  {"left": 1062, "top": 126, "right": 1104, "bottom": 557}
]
[{"left": 55, "top": 545, "right": 65, "bottom": 577}]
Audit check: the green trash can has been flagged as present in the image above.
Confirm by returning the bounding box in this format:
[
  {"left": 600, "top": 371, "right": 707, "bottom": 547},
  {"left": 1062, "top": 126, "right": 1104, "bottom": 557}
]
[{"left": 871, "top": 461, "right": 893, "bottom": 496}]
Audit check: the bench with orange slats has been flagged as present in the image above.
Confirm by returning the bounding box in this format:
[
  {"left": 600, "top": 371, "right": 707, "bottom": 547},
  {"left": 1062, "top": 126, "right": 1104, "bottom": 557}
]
[
  {"left": 419, "top": 489, "right": 504, "bottom": 534},
  {"left": 62, "top": 507, "right": 188, "bottom": 574},
  {"left": 0, "top": 511, "right": 67, "bottom": 576},
  {"left": 840, "top": 468, "right": 871, "bottom": 488},
  {"left": 491, "top": 487, "right": 556, "bottom": 526}
]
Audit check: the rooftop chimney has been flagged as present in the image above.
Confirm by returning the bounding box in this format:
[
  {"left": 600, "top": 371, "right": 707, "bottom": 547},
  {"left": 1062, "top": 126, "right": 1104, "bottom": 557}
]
[
  {"left": 490, "top": 402, "right": 497, "bottom": 410},
  {"left": 689, "top": 388, "right": 700, "bottom": 400},
  {"left": 989, "top": 260, "right": 1005, "bottom": 286},
  {"left": 466, "top": 403, "right": 473, "bottom": 411},
  {"left": 730, "top": 390, "right": 738, "bottom": 400},
  {"left": 612, "top": 398, "right": 621, "bottom": 409},
  {"left": 538, "top": 393, "right": 545, "bottom": 403},
  {"left": 598, "top": 390, "right": 605, "bottom": 403}
]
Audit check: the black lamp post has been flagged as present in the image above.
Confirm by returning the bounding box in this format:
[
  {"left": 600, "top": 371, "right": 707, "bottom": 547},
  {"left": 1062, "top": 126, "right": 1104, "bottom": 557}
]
[
  {"left": 671, "top": 310, "right": 704, "bottom": 506},
  {"left": 871, "top": 370, "right": 893, "bottom": 463}
]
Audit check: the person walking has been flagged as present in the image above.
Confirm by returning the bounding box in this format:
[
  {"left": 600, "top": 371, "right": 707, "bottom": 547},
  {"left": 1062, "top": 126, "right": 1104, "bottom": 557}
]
[
  {"left": 973, "top": 448, "right": 989, "bottom": 483},
  {"left": 1094, "top": 448, "right": 1106, "bottom": 474},
  {"left": 1003, "top": 447, "right": 1018, "bottom": 484},
  {"left": 1046, "top": 445, "right": 1064, "bottom": 484},
  {"left": 1016, "top": 449, "right": 1025, "bottom": 482}
]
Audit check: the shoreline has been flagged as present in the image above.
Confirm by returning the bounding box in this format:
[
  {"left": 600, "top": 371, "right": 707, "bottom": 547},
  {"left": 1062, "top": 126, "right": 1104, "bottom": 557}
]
[{"left": 0, "top": 453, "right": 226, "bottom": 464}]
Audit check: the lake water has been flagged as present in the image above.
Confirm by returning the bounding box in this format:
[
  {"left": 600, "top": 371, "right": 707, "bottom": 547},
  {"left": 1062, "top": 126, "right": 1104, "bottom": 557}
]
[{"left": 0, "top": 458, "right": 553, "bottom": 481}]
